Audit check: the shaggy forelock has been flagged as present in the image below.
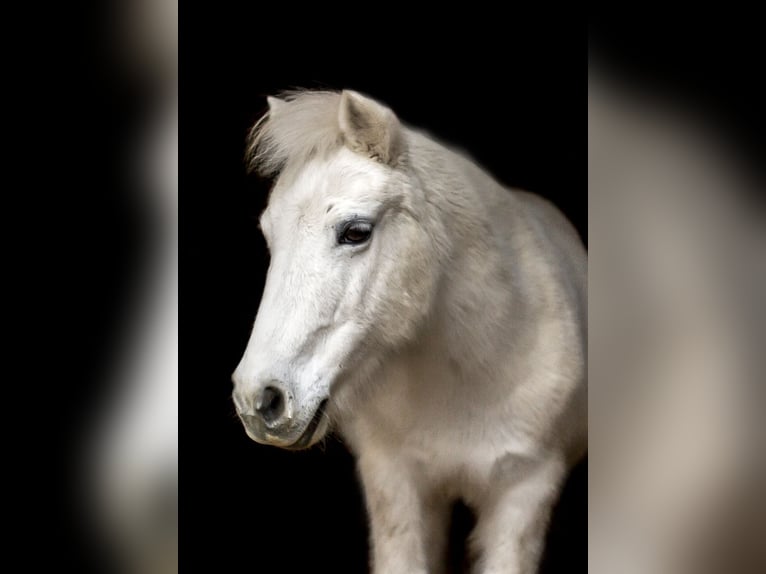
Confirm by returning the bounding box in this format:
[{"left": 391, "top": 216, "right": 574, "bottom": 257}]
[{"left": 247, "top": 90, "right": 344, "bottom": 176}]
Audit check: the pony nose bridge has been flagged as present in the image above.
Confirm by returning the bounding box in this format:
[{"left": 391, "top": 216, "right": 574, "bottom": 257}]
[
  {"left": 240, "top": 331, "right": 318, "bottom": 382},
  {"left": 293, "top": 326, "right": 329, "bottom": 361}
]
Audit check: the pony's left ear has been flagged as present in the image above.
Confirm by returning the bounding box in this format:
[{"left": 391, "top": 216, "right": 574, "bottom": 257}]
[
  {"left": 266, "top": 95, "right": 287, "bottom": 116},
  {"left": 338, "top": 90, "right": 403, "bottom": 166}
]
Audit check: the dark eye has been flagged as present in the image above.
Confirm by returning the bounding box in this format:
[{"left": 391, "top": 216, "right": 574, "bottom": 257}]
[{"left": 338, "top": 221, "right": 373, "bottom": 245}]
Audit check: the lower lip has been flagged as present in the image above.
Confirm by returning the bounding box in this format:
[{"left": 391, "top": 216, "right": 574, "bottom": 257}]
[{"left": 285, "top": 399, "right": 328, "bottom": 450}]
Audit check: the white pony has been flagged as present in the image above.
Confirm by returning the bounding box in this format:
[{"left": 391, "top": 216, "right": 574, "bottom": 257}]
[{"left": 233, "top": 90, "right": 586, "bottom": 574}]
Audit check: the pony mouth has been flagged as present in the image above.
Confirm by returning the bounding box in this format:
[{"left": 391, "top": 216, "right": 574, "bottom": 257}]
[{"left": 283, "top": 399, "right": 329, "bottom": 450}]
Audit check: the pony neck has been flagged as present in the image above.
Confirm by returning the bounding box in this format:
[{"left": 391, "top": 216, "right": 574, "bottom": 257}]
[{"left": 405, "top": 129, "right": 526, "bottom": 378}]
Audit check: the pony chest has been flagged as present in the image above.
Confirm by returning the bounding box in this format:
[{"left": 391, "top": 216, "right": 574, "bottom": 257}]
[
  {"left": 345, "top": 358, "right": 538, "bottom": 489},
  {"left": 354, "top": 395, "right": 528, "bottom": 486}
]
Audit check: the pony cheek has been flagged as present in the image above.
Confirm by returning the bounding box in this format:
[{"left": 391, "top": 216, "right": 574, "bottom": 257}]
[{"left": 372, "top": 254, "right": 437, "bottom": 347}]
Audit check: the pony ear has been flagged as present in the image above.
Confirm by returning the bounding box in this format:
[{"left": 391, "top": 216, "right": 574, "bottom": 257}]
[
  {"left": 338, "top": 90, "right": 403, "bottom": 166},
  {"left": 266, "top": 95, "right": 287, "bottom": 115}
]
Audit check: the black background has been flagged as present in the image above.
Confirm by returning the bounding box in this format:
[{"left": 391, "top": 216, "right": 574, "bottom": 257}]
[{"left": 183, "top": 10, "right": 586, "bottom": 574}]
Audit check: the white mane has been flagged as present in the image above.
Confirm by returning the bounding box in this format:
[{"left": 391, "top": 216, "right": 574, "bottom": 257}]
[{"left": 247, "top": 90, "right": 344, "bottom": 176}]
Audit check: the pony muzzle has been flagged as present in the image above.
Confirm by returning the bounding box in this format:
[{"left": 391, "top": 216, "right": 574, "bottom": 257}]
[{"left": 235, "top": 383, "right": 328, "bottom": 449}]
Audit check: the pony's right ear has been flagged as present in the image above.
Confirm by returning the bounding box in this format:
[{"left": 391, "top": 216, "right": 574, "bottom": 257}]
[{"left": 338, "top": 90, "right": 403, "bottom": 166}]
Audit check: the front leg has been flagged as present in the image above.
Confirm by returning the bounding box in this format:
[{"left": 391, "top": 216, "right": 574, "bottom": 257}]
[
  {"left": 358, "top": 453, "right": 440, "bottom": 574},
  {"left": 471, "top": 455, "right": 566, "bottom": 574}
]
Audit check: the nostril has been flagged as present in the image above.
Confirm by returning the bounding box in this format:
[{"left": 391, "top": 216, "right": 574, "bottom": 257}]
[{"left": 256, "top": 386, "right": 285, "bottom": 424}]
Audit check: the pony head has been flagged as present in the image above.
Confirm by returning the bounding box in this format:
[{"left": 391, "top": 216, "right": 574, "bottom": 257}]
[{"left": 232, "top": 91, "right": 444, "bottom": 449}]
